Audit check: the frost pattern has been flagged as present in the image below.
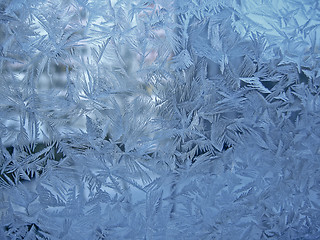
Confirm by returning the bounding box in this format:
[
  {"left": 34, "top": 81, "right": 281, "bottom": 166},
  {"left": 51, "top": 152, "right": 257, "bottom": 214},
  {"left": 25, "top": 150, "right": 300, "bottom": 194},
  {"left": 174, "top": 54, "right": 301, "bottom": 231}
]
[{"left": 1, "top": 0, "right": 320, "bottom": 239}]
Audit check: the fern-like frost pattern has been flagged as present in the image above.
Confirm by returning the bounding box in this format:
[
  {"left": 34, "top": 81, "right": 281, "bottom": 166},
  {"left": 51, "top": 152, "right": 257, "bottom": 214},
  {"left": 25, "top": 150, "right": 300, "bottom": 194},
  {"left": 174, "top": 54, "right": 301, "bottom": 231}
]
[{"left": 0, "top": 0, "right": 320, "bottom": 239}]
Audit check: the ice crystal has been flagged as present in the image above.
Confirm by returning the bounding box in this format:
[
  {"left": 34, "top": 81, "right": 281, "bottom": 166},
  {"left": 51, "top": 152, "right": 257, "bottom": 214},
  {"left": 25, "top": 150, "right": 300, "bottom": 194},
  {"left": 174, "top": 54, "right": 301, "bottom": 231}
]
[{"left": 1, "top": 0, "right": 320, "bottom": 239}]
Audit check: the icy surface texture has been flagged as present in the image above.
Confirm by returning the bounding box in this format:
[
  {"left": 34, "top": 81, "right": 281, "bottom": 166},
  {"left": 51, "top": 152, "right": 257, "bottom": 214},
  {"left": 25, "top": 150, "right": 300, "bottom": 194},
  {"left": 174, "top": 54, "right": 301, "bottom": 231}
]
[{"left": 0, "top": 0, "right": 320, "bottom": 239}]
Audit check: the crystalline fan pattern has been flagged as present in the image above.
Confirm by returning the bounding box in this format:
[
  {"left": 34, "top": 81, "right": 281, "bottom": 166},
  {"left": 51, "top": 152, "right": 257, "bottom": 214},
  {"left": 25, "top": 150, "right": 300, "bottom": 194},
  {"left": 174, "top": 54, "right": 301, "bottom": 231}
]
[{"left": 0, "top": 0, "right": 320, "bottom": 239}]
